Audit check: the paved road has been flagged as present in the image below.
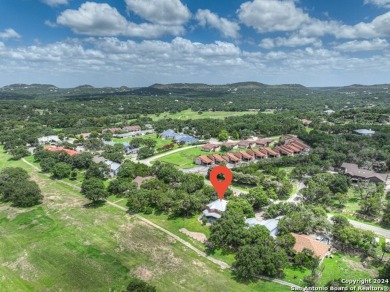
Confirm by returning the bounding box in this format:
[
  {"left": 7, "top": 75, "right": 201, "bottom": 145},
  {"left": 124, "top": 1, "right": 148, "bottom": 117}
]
[
  {"left": 21, "top": 158, "right": 301, "bottom": 289},
  {"left": 327, "top": 214, "right": 390, "bottom": 239},
  {"left": 139, "top": 145, "right": 203, "bottom": 166},
  {"left": 204, "top": 179, "right": 249, "bottom": 195}
]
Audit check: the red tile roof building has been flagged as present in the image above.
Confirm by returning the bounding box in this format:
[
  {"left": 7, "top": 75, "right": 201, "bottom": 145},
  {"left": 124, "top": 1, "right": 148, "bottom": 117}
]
[
  {"left": 44, "top": 146, "right": 80, "bottom": 156},
  {"left": 291, "top": 233, "right": 330, "bottom": 260}
]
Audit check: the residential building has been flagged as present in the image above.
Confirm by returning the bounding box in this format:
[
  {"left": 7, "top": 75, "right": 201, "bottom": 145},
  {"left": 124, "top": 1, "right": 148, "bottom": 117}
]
[
  {"left": 354, "top": 129, "right": 375, "bottom": 136},
  {"left": 291, "top": 233, "right": 331, "bottom": 260},
  {"left": 341, "top": 163, "right": 388, "bottom": 183},
  {"left": 245, "top": 216, "right": 281, "bottom": 237},
  {"left": 161, "top": 129, "right": 177, "bottom": 139},
  {"left": 223, "top": 142, "right": 238, "bottom": 149},
  {"left": 38, "top": 135, "right": 61, "bottom": 145},
  {"left": 208, "top": 154, "right": 226, "bottom": 164},
  {"left": 324, "top": 109, "right": 335, "bottom": 115},
  {"left": 238, "top": 140, "right": 256, "bottom": 149},
  {"left": 44, "top": 146, "right": 80, "bottom": 156},
  {"left": 194, "top": 155, "right": 214, "bottom": 166},
  {"left": 201, "top": 144, "right": 221, "bottom": 152},
  {"left": 255, "top": 138, "right": 273, "bottom": 147},
  {"left": 202, "top": 199, "right": 228, "bottom": 222}
]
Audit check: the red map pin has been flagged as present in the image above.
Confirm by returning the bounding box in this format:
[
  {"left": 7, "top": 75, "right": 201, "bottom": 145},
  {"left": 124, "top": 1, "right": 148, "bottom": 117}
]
[{"left": 209, "top": 166, "right": 233, "bottom": 201}]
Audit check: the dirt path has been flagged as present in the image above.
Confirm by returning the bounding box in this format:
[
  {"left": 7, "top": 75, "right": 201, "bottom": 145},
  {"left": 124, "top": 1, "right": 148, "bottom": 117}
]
[{"left": 21, "top": 158, "right": 301, "bottom": 289}]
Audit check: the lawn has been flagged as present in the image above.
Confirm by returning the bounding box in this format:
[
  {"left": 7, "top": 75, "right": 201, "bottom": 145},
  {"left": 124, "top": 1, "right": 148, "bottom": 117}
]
[
  {"left": 112, "top": 133, "right": 175, "bottom": 150},
  {"left": 147, "top": 109, "right": 258, "bottom": 121},
  {"left": 157, "top": 147, "right": 212, "bottom": 168},
  {"left": 0, "top": 148, "right": 290, "bottom": 291},
  {"left": 318, "top": 254, "right": 377, "bottom": 286}
]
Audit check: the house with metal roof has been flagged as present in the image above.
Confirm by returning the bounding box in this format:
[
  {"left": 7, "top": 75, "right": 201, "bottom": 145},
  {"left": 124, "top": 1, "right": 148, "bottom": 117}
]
[
  {"left": 202, "top": 199, "right": 228, "bottom": 222},
  {"left": 354, "top": 129, "right": 375, "bottom": 136},
  {"left": 324, "top": 109, "right": 335, "bottom": 115},
  {"left": 160, "top": 129, "right": 177, "bottom": 139},
  {"left": 245, "top": 216, "right": 282, "bottom": 237}
]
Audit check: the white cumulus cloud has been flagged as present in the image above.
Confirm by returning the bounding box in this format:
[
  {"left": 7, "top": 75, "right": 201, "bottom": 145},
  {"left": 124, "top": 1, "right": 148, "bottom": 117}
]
[
  {"left": 124, "top": 0, "right": 191, "bottom": 25},
  {"left": 0, "top": 28, "right": 21, "bottom": 40},
  {"left": 195, "top": 9, "right": 240, "bottom": 38},
  {"left": 335, "top": 38, "right": 389, "bottom": 52},
  {"left": 57, "top": 2, "right": 186, "bottom": 38},
  {"left": 260, "top": 35, "right": 321, "bottom": 48},
  {"left": 41, "top": 0, "right": 69, "bottom": 7},
  {"left": 364, "top": 0, "right": 390, "bottom": 8},
  {"left": 237, "top": 0, "right": 310, "bottom": 32}
]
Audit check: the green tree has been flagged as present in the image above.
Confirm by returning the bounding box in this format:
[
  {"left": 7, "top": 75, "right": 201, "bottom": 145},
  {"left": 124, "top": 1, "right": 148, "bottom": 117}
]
[
  {"left": 11, "top": 180, "right": 43, "bottom": 207},
  {"left": 81, "top": 178, "right": 108, "bottom": 202},
  {"left": 10, "top": 147, "right": 30, "bottom": 160},
  {"left": 217, "top": 129, "right": 229, "bottom": 141},
  {"left": 379, "top": 261, "right": 390, "bottom": 280},
  {"left": 233, "top": 244, "right": 288, "bottom": 279},
  {"left": 243, "top": 187, "right": 269, "bottom": 209},
  {"left": 52, "top": 162, "right": 72, "bottom": 179},
  {"left": 126, "top": 278, "right": 156, "bottom": 292},
  {"left": 0, "top": 168, "right": 42, "bottom": 207},
  {"left": 137, "top": 147, "right": 155, "bottom": 159}
]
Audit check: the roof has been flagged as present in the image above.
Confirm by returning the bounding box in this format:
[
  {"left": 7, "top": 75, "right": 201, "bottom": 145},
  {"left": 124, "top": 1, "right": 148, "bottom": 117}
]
[
  {"left": 341, "top": 163, "right": 387, "bottom": 182},
  {"left": 354, "top": 129, "right": 375, "bottom": 135},
  {"left": 227, "top": 153, "right": 240, "bottom": 162},
  {"left": 39, "top": 135, "right": 61, "bottom": 143},
  {"left": 301, "top": 119, "right": 312, "bottom": 125},
  {"left": 223, "top": 142, "right": 238, "bottom": 147},
  {"left": 239, "top": 151, "right": 253, "bottom": 159},
  {"left": 263, "top": 147, "right": 279, "bottom": 156},
  {"left": 198, "top": 155, "right": 213, "bottom": 164},
  {"left": 123, "top": 125, "right": 141, "bottom": 131},
  {"left": 174, "top": 134, "right": 198, "bottom": 143},
  {"left": 245, "top": 217, "right": 281, "bottom": 237},
  {"left": 324, "top": 109, "right": 335, "bottom": 114},
  {"left": 245, "top": 218, "right": 260, "bottom": 226},
  {"left": 211, "top": 154, "right": 225, "bottom": 162},
  {"left": 203, "top": 199, "right": 228, "bottom": 219},
  {"left": 261, "top": 218, "right": 280, "bottom": 235},
  {"left": 206, "top": 199, "right": 228, "bottom": 212},
  {"left": 44, "top": 146, "right": 80, "bottom": 156},
  {"left": 238, "top": 140, "right": 254, "bottom": 146},
  {"left": 92, "top": 155, "right": 106, "bottom": 164},
  {"left": 252, "top": 149, "right": 267, "bottom": 157},
  {"left": 104, "top": 160, "right": 121, "bottom": 171},
  {"left": 202, "top": 144, "right": 219, "bottom": 150},
  {"left": 291, "top": 233, "right": 330, "bottom": 259},
  {"left": 161, "top": 129, "right": 176, "bottom": 137},
  {"left": 255, "top": 138, "right": 273, "bottom": 145}
]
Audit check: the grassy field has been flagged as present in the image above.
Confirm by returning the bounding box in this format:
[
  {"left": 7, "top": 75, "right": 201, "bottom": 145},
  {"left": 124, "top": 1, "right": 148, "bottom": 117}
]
[
  {"left": 147, "top": 109, "right": 258, "bottom": 121},
  {"left": 0, "top": 149, "right": 289, "bottom": 291},
  {"left": 112, "top": 133, "right": 175, "bottom": 150},
  {"left": 318, "top": 254, "right": 377, "bottom": 286},
  {"left": 157, "top": 147, "right": 212, "bottom": 168}
]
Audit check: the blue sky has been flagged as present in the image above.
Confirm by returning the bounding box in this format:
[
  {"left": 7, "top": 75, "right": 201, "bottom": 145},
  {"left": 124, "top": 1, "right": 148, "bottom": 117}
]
[{"left": 0, "top": 0, "right": 390, "bottom": 87}]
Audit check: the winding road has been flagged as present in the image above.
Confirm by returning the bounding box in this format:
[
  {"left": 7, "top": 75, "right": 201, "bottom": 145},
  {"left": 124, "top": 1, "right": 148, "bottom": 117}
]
[{"left": 20, "top": 157, "right": 302, "bottom": 289}]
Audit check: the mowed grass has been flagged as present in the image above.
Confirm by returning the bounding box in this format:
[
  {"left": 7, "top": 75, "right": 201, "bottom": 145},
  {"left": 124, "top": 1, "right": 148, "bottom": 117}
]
[
  {"left": 0, "top": 148, "right": 290, "bottom": 291},
  {"left": 157, "top": 147, "right": 212, "bottom": 168},
  {"left": 318, "top": 254, "right": 377, "bottom": 286},
  {"left": 112, "top": 133, "right": 176, "bottom": 150},
  {"left": 147, "top": 109, "right": 258, "bottom": 121}
]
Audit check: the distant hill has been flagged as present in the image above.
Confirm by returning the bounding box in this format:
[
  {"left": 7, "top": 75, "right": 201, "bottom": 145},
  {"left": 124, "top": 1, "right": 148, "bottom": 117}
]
[{"left": 0, "top": 82, "right": 389, "bottom": 100}]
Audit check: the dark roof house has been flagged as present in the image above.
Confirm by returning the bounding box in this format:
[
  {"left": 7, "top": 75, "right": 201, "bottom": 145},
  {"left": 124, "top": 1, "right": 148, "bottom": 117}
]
[{"left": 341, "top": 163, "right": 388, "bottom": 183}]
